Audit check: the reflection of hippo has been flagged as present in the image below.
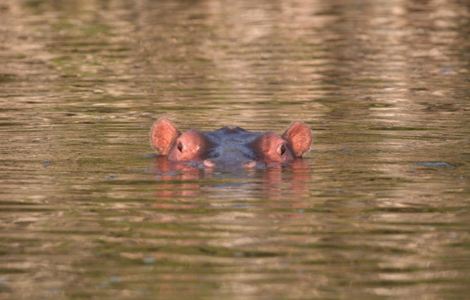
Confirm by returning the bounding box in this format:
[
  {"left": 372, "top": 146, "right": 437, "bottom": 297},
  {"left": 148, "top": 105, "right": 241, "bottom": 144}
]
[{"left": 150, "top": 118, "right": 312, "bottom": 169}]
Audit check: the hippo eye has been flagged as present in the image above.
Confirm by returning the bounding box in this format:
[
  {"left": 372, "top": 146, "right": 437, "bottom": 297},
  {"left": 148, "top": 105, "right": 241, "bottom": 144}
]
[
  {"left": 279, "top": 144, "right": 286, "bottom": 156},
  {"left": 177, "top": 142, "right": 183, "bottom": 152}
]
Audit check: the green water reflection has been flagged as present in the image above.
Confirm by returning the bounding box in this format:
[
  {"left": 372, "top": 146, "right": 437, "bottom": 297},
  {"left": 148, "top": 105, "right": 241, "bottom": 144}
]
[{"left": 0, "top": 0, "right": 469, "bottom": 299}]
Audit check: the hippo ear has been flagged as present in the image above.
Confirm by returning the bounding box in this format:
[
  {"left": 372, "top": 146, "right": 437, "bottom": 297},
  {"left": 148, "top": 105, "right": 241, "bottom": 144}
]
[
  {"left": 282, "top": 122, "right": 312, "bottom": 157},
  {"left": 150, "top": 118, "right": 181, "bottom": 155}
]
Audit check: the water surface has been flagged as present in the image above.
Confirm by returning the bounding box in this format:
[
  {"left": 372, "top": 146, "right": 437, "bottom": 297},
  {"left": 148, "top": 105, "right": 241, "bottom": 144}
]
[{"left": 0, "top": 0, "right": 469, "bottom": 299}]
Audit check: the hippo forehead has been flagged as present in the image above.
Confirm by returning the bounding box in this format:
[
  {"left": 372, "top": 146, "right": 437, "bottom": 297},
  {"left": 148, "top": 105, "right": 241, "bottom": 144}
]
[{"left": 203, "top": 127, "right": 263, "bottom": 161}]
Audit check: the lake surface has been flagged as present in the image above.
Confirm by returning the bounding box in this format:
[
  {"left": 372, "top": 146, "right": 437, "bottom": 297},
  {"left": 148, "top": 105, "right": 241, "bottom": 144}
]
[{"left": 0, "top": 0, "right": 469, "bottom": 299}]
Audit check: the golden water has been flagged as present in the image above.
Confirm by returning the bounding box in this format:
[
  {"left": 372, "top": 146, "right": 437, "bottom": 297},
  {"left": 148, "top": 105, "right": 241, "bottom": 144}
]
[{"left": 0, "top": 0, "right": 469, "bottom": 299}]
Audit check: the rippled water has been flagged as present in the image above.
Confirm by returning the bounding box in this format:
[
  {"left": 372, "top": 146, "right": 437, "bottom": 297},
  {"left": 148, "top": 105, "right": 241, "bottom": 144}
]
[{"left": 1, "top": 0, "right": 469, "bottom": 299}]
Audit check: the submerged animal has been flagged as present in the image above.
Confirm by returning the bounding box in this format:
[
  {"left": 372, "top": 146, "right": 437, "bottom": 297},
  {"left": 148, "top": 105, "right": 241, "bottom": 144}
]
[{"left": 150, "top": 118, "right": 312, "bottom": 169}]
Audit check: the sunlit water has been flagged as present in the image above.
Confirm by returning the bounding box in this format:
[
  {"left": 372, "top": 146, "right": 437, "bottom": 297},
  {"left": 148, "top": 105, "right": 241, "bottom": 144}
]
[{"left": 0, "top": 0, "right": 469, "bottom": 299}]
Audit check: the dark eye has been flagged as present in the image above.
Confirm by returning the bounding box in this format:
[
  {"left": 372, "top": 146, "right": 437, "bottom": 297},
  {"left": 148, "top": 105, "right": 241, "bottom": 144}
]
[
  {"left": 177, "top": 142, "right": 183, "bottom": 152},
  {"left": 279, "top": 144, "right": 286, "bottom": 156}
]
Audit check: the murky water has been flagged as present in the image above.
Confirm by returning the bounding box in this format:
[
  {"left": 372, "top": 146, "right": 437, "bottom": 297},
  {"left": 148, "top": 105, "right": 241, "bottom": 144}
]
[{"left": 1, "top": 0, "right": 469, "bottom": 299}]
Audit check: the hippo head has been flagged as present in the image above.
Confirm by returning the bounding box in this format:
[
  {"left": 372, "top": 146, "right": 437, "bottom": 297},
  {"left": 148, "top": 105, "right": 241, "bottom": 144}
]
[{"left": 150, "top": 118, "right": 312, "bottom": 169}]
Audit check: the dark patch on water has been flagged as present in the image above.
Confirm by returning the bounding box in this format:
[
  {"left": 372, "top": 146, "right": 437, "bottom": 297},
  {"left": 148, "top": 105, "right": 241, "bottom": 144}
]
[{"left": 415, "top": 161, "right": 456, "bottom": 169}]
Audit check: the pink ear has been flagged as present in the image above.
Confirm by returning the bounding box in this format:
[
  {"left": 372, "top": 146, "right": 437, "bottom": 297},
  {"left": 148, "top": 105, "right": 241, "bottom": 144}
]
[
  {"left": 150, "top": 118, "right": 180, "bottom": 155},
  {"left": 282, "top": 122, "right": 312, "bottom": 157}
]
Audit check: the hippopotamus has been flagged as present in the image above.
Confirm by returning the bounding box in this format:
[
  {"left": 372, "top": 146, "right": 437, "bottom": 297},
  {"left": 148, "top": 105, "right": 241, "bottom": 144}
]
[{"left": 150, "top": 118, "right": 312, "bottom": 169}]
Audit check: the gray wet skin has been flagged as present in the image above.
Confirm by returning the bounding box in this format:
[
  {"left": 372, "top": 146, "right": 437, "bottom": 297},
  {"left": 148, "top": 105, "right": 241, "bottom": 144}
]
[
  {"left": 203, "top": 127, "right": 263, "bottom": 168},
  {"left": 150, "top": 118, "right": 313, "bottom": 169}
]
